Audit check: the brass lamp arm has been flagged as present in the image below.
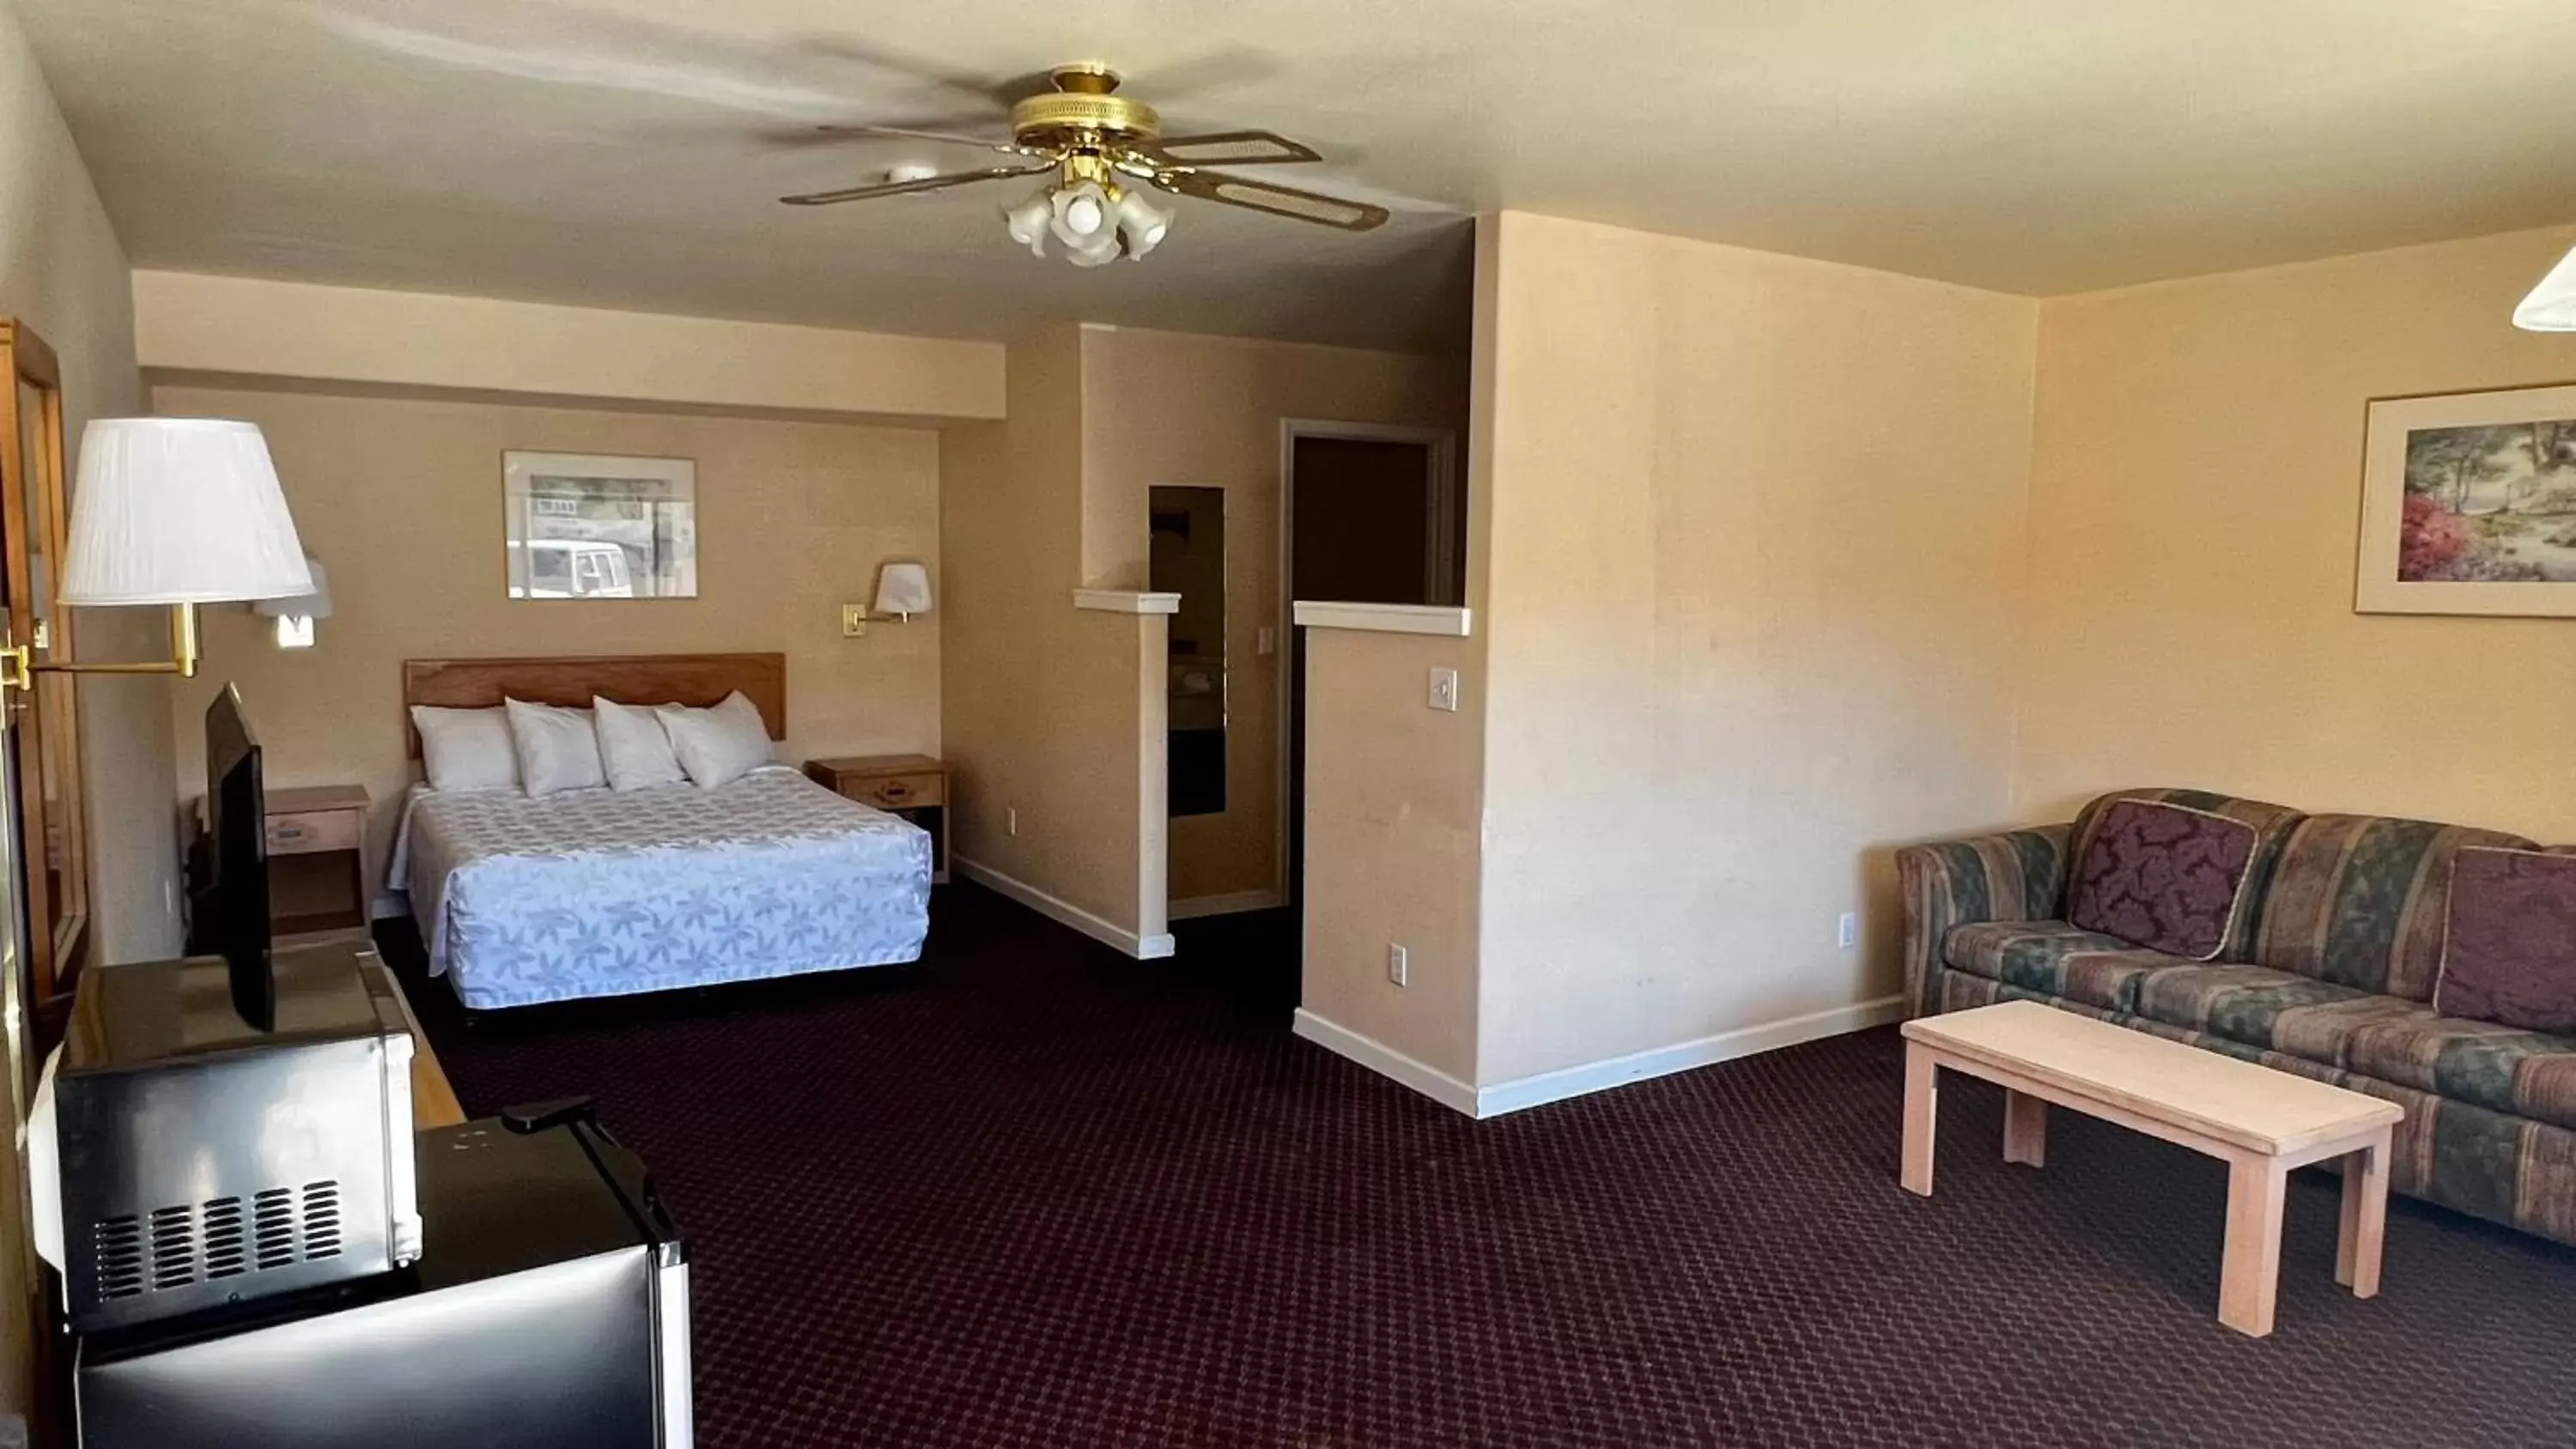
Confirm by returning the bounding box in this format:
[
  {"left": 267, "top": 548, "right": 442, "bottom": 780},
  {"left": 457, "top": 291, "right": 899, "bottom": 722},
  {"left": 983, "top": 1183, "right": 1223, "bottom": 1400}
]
[{"left": 0, "top": 602, "right": 201, "bottom": 694}]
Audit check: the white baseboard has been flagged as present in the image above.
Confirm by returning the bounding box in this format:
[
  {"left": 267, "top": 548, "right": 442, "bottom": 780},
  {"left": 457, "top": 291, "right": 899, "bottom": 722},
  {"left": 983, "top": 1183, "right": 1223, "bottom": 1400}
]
[
  {"left": 1291, "top": 1009, "right": 1480, "bottom": 1117},
  {"left": 1295, "top": 995, "right": 1905, "bottom": 1119},
  {"left": 1472, "top": 994, "right": 1908, "bottom": 1118},
  {"left": 956, "top": 858, "right": 1176, "bottom": 960},
  {"left": 1168, "top": 889, "right": 1286, "bottom": 920}
]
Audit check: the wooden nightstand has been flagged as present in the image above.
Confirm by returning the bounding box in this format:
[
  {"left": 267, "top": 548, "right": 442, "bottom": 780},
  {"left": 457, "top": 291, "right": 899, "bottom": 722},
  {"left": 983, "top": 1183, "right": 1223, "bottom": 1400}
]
[
  {"left": 805, "top": 754, "right": 950, "bottom": 883},
  {"left": 263, "top": 784, "right": 371, "bottom": 942}
]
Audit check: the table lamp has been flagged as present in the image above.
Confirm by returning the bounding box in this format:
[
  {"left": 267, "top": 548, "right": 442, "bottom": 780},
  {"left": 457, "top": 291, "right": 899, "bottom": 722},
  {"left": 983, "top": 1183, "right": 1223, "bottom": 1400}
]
[{"left": 2, "top": 418, "right": 311, "bottom": 695}]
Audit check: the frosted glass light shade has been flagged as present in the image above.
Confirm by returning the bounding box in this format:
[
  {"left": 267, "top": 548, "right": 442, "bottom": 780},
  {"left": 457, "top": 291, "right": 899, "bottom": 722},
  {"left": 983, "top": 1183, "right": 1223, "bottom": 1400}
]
[
  {"left": 252, "top": 557, "right": 332, "bottom": 621},
  {"left": 2513, "top": 246, "right": 2576, "bottom": 331},
  {"left": 872, "top": 561, "right": 933, "bottom": 619},
  {"left": 61, "top": 419, "right": 312, "bottom": 605}
]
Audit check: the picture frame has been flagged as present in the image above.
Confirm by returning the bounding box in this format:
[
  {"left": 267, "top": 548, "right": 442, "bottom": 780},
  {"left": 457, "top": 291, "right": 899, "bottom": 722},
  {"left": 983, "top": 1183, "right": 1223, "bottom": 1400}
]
[
  {"left": 503, "top": 451, "right": 697, "bottom": 601},
  {"left": 2356, "top": 382, "right": 2576, "bottom": 616}
]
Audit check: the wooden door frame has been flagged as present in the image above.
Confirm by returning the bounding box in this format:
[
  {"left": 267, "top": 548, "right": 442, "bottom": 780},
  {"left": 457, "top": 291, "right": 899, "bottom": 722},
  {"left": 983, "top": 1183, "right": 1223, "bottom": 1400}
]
[
  {"left": 0, "top": 318, "right": 88, "bottom": 1012},
  {"left": 1273, "top": 419, "right": 1457, "bottom": 906}
]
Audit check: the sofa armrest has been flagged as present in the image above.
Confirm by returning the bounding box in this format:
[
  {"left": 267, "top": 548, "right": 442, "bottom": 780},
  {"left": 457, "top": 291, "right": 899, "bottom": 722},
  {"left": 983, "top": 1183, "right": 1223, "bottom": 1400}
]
[{"left": 1894, "top": 824, "right": 2071, "bottom": 1018}]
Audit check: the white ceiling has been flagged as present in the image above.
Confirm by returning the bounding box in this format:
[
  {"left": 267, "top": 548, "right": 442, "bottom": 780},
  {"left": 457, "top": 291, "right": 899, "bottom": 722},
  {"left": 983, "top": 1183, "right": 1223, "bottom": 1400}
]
[{"left": 21, "top": 0, "right": 2576, "bottom": 355}]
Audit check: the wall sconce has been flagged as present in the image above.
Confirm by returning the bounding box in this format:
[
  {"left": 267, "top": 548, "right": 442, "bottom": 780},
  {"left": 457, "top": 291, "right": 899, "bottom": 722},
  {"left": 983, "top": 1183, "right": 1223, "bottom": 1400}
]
[
  {"left": 252, "top": 556, "right": 331, "bottom": 649},
  {"left": 3, "top": 418, "right": 312, "bottom": 696},
  {"left": 872, "top": 561, "right": 933, "bottom": 623}
]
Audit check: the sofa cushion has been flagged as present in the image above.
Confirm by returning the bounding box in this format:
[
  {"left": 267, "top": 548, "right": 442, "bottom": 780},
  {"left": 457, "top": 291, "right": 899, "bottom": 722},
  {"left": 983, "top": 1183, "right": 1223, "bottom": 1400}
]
[
  {"left": 2133, "top": 963, "right": 2429, "bottom": 1070},
  {"left": 2252, "top": 814, "right": 2537, "bottom": 1001},
  {"left": 2435, "top": 847, "right": 2576, "bottom": 1034},
  {"left": 1941, "top": 920, "right": 2195, "bottom": 1014},
  {"left": 2068, "top": 789, "right": 2305, "bottom": 958},
  {"left": 2343, "top": 1015, "right": 2576, "bottom": 1135},
  {"left": 2066, "top": 799, "right": 2258, "bottom": 960}
]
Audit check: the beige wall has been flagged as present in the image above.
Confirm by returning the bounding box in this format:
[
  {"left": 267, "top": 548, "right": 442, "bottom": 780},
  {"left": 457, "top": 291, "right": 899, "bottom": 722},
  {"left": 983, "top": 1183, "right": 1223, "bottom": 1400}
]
[
  {"left": 1301, "top": 627, "right": 1484, "bottom": 1081},
  {"left": 2020, "top": 225, "right": 2576, "bottom": 838},
  {"left": 1, "top": 1, "right": 178, "bottom": 980},
  {"left": 1467, "top": 211, "right": 2039, "bottom": 1083},
  {"left": 941, "top": 328, "right": 1167, "bottom": 945},
  {"left": 134, "top": 270, "right": 1007, "bottom": 422},
  {"left": 1077, "top": 325, "right": 1467, "bottom": 902},
  {"left": 0, "top": 0, "right": 169, "bottom": 1417},
  {"left": 154, "top": 384, "right": 941, "bottom": 874}
]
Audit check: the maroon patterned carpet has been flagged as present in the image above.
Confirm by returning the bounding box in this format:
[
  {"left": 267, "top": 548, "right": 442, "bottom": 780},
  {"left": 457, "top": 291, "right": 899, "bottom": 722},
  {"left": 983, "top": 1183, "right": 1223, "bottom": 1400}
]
[{"left": 392, "top": 887, "right": 2576, "bottom": 1448}]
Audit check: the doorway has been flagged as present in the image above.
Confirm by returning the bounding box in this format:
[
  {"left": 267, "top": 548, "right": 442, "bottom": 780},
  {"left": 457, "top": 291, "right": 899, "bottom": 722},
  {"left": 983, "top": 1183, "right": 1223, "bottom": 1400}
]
[{"left": 1279, "top": 421, "right": 1460, "bottom": 918}]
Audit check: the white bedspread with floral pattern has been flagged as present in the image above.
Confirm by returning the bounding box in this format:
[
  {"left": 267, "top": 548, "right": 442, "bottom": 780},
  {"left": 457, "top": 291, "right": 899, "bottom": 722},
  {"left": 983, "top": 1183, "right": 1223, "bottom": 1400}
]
[{"left": 392, "top": 766, "right": 930, "bottom": 1009}]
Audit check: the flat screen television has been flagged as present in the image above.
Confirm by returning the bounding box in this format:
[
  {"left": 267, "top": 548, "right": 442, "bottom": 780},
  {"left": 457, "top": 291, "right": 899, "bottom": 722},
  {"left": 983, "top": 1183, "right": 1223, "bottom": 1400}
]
[{"left": 203, "top": 682, "right": 274, "bottom": 1028}]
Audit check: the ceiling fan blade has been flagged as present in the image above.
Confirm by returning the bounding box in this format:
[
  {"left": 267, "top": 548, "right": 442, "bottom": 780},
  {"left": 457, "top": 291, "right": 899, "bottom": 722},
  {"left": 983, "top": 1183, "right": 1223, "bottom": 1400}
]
[
  {"left": 1151, "top": 170, "right": 1391, "bottom": 231},
  {"left": 782, "top": 122, "right": 1018, "bottom": 152},
  {"left": 781, "top": 162, "right": 1050, "bottom": 207},
  {"left": 762, "top": 120, "right": 1004, "bottom": 149},
  {"left": 1137, "top": 130, "right": 1321, "bottom": 167}
]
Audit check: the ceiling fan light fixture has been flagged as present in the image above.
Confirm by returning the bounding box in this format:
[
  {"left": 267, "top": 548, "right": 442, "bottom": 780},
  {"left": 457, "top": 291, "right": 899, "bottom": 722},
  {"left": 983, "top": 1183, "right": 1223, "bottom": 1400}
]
[
  {"left": 1113, "top": 187, "right": 1174, "bottom": 260},
  {"left": 1051, "top": 180, "right": 1111, "bottom": 245},
  {"left": 2514, "top": 245, "right": 2576, "bottom": 331},
  {"left": 1004, "top": 187, "right": 1054, "bottom": 257}
]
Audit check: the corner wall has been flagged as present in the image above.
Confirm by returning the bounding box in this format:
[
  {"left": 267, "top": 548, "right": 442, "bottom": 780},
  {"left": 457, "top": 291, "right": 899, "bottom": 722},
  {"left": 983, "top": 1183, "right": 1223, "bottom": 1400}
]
[
  {"left": 1076, "top": 325, "right": 1467, "bottom": 903},
  {"left": 942, "top": 328, "right": 1170, "bottom": 954},
  {"left": 0, "top": 0, "right": 166, "bottom": 1418},
  {"left": 1468, "top": 212, "right": 2040, "bottom": 1084},
  {"left": 1, "top": 2, "right": 174, "bottom": 970},
  {"left": 2019, "top": 225, "right": 2576, "bottom": 838}
]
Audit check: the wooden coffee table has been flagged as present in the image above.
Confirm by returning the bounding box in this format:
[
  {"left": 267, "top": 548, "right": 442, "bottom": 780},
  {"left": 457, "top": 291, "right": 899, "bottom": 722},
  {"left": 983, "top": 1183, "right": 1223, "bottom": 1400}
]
[{"left": 1899, "top": 1000, "right": 2402, "bottom": 1337}]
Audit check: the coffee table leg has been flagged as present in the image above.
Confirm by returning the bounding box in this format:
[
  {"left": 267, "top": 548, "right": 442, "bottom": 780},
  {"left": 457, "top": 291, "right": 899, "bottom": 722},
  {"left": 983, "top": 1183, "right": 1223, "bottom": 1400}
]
[
  {"left": 2336, "top": 1130, "right": 2391, "bottom": 1299},
  {"left": 2003, "top": 1089, "right": 2047, "bottom": 1168},
  {"left": 1901, "top": 1044, "right": 1938, "bottom": 1196},
  {"left": 2219, "top": 1155, "right": 2287, "bottom": 1337}
]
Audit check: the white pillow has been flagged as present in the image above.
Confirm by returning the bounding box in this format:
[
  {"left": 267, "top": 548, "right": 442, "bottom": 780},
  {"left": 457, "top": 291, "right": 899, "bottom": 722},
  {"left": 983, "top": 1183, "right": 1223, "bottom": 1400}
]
[
  {"left": 592, "top": 695, "right": 687, "bottom": 791},
  {"left": 655, "top": 692, "right": 774, "bottom": 789},
  {"left": 503, "top": 698, "right": 606, "bottom": 797},
  {"left": 410, "top": 706, "right": 519, "bottom": 793}
]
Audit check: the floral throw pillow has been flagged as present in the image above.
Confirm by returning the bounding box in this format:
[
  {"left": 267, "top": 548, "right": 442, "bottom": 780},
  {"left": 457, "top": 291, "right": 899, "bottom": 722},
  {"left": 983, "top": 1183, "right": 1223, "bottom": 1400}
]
[
  {"left": 2435, "top": 848, "right": 2576, "bottom": 1034},
  {"left": 2067, "top": 799, "right": 2258, "bottom": 961}
]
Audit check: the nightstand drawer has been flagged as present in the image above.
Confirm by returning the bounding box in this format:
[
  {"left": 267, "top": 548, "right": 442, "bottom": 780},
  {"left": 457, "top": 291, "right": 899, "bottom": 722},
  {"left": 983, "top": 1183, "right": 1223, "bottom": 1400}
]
[
  {"left": 265, "top": 809, "right": 361, "bottom": 856},
  {"left": 850, "top": 773, "right": 943, "bottom": 810}
]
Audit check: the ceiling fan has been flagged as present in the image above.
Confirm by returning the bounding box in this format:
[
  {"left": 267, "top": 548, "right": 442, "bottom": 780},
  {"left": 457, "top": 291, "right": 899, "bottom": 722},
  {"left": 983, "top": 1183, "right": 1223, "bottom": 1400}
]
[{"left": 779, "top": 62, "right": 1390, "bottom": 267}]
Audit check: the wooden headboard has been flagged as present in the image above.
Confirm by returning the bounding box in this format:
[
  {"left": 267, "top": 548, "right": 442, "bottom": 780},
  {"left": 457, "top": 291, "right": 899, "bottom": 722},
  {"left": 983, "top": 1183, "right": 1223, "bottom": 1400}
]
[{"left": 402, "top": 652, "right": 787, "bottom": 756}]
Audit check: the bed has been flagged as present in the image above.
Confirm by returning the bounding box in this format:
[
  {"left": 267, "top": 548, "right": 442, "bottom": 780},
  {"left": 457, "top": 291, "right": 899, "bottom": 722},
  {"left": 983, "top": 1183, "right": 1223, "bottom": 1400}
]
[{"left": 393, "top": 653, "right": 932, "bottom": 1009}]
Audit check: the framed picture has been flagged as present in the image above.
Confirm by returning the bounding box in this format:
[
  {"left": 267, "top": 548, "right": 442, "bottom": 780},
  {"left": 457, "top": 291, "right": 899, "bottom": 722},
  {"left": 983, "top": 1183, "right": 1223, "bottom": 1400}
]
[
  {"left": 2356, "top": 383, "right": 2576, "bottom": 615},
  {"left": 503, "top": 451, "right": 697, "bottom": 600}
]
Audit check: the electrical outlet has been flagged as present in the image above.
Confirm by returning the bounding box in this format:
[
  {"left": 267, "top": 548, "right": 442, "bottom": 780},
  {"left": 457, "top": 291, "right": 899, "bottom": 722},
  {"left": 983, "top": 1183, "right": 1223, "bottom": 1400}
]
[
  {"left": 1387, "top": 943, "right": 1409, "bottom": 986},
  {"left": 1838, "top": 912, "right": 1859, "bottom": 950},
  {"left": 1006, "top": 807, "right": 1018, "bottom": 838},
  {"left": 1427, "top": 667, "right": 1460, "bottom": 712},
  {"left": 841, "top": 603, "right": 870, "bottom": 638}
]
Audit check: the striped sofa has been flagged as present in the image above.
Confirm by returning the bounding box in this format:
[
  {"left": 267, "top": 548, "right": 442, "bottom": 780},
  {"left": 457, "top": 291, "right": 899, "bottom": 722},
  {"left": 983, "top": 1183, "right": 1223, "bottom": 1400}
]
[{"left": 1898, "top": 788, "right": 2576, "bottom": 1247}]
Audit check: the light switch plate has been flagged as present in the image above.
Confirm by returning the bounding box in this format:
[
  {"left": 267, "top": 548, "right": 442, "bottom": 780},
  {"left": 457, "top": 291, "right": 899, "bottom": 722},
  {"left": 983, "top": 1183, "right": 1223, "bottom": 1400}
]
[
  {"left": 841, "top": 603, "right": 870, "bottom": 638},
  {"left": 1427, "top": 667, "right": 1460, "bottom": 712}
]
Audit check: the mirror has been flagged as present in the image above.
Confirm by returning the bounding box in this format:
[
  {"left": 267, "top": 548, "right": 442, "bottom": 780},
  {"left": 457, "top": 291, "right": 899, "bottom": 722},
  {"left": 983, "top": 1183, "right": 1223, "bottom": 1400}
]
[
  {"left": 1150, "top": 486, "right": 1226, "bottom": 817},
  {"left": 0, "top": 320, "right": 88, "bottom": 1009},
  {"left": 503, "top": 450, "right": 697, "bottom": 599}
]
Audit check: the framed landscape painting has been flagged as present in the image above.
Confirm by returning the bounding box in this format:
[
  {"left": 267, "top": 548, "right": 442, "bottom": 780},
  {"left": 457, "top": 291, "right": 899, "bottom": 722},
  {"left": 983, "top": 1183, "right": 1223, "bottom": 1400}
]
[{"left": 2356, "top": 382, "right": 2576, "bottom": 615}]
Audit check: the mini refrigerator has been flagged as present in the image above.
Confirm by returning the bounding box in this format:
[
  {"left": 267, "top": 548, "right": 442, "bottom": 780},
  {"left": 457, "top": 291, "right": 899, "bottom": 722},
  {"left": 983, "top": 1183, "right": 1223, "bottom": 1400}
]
[{"left": 75, "top": 1113, "right": 691, "bottom": 1449}]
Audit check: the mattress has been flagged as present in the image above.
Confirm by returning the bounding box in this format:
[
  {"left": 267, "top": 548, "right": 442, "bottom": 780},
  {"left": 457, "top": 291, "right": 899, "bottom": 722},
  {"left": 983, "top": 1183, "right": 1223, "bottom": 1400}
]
[{"left": 392, "top": 765, "right": 931, "bottom": 1009}]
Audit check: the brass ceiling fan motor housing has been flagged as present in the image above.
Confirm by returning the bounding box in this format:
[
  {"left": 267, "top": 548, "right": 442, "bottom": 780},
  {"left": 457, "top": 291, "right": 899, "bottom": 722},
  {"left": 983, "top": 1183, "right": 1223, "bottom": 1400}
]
[{"left": 1011, "top": 64, "right": 1162, "bottom": 151}]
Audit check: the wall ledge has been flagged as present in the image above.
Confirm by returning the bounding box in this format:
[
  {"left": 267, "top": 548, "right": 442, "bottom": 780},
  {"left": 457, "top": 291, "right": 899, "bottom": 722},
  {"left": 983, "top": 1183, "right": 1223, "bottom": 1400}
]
[
  {"left": 1072, "top": 589, "right": 1181, "bottom": 615},
  {"left": 1291, "top": 601, "right": 1473, "bottom": 636}
]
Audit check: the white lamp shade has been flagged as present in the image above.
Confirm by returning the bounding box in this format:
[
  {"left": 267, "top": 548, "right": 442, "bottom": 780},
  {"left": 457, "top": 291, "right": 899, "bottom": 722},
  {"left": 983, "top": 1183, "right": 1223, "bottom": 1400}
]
[
  {"left": 252, "top": 557, "right": 332, "bottom": 620},
  {"left": 2513, "top": 246, "right": 2576, "bottom": 331},
  {"left": 60, "top": 418, "right": 312, "bottom": 606},
  {"left": 873, "top": 561, "right": 933, "bottom": 617}
]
